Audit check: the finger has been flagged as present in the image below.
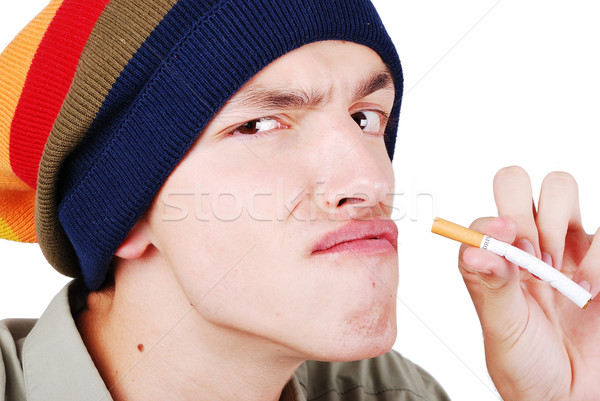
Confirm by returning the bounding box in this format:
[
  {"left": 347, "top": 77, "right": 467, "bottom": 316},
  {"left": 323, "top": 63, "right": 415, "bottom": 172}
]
[
  {"left": 460, "top": 244, "right": 530, "bottom": 340},
  {"left": 459, "top": 217, "right": 529, "bottom": 328},
  {"left": 572, "top": 227, "right": 600, "bottom": 297},
  {"left": 536, "top": 171, "right": 586, "bottom": 272},
  {"left": 458, "top": 216, "right": 518, "bottom": 283},
  {"left": 493, "top": 166, "right": 540, "bottom": 256},
  {"left": 458, "top": 216, "right": 519, "bottom": 278},
  {"left": 457, "top": 217, "right": 495, "bottom": 310}
]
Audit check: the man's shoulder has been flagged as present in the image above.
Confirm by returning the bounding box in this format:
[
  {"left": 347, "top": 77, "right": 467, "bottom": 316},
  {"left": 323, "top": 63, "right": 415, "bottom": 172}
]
[
  {"left": 298, "top": 350, "right": 451, "bottom": 400},
  {"left": 0, "top": 317, "right": 38, "bottom": 366},
  {"left": 0, "top": 281, "right": 110, "bottom": 401},
  {"left": 0, "top": 318, "right": 38, "bottom": 401},
  {"left": 1, "top": 318, "right": 38, "bottom": 342}
]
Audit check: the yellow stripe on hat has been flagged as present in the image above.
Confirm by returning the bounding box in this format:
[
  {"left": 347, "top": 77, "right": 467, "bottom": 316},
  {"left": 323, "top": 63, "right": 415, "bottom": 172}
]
[
  {"left": 0, "top": 188, "right": 36, "bottom": 242},
  {"left": 0, "top": 216, "right": 20, "bottom": 241}
]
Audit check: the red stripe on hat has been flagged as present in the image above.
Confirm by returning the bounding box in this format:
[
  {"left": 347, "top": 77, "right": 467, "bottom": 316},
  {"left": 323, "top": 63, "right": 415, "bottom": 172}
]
[{"left": 9, "top": 0, "right": 110, "bottom": 189}]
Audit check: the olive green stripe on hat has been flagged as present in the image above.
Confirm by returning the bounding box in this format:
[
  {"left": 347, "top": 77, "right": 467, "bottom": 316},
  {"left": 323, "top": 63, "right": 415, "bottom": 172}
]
[{"left": 36, "top": 0, "right": 177, "bottom": 278}]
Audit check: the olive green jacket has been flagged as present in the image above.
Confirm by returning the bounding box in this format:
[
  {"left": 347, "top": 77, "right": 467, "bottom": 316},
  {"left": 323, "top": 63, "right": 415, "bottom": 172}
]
[{"left": 0, "top": 282, "right": 450, "bottom": 400}]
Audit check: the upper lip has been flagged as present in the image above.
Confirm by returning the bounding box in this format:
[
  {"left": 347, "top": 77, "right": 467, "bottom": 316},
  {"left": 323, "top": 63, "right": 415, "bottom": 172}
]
[{"left": 311, "top": 219, "right": 398, "bottom": 254}]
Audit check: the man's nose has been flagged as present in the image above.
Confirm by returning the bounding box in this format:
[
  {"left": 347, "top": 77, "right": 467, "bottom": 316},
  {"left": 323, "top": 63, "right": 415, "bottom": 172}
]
[{"left": 308, "top": 113, "right": 395, "bottom": 219}]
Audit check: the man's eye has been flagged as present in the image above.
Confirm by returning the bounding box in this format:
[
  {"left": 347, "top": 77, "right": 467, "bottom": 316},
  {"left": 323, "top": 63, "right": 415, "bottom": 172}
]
[
  {"left": 351, "top": 110, "right": 383, "bottom": 134},
  {"left": 233, "top": 117, "right": 286, "bottom": 135}
]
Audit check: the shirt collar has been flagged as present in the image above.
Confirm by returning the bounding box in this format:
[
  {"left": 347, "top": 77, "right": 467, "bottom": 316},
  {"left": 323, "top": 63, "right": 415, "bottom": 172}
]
[
  {"left": 281, "top": 365, "right": 308, "bottom": 401},
  {"left": 22, "top": 280, "right": 112, "bottom": 401}
]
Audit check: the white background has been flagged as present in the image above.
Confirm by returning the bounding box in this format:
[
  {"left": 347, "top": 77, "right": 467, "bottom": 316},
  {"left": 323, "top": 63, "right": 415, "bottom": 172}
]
[{"left": 2, "top": 1, "right": 600, "bottom": 400}]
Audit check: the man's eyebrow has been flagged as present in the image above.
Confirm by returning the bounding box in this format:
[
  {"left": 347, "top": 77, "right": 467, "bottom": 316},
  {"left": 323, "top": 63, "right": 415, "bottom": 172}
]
[
  {"left": 352, "top": 68, "right": 395, "bottom": 102},
  {"left": 228, "top": 68, "right": 395, "bottom": 114},
  {"left": 230, "top": 87, "right": 329, "bottom": 113}
]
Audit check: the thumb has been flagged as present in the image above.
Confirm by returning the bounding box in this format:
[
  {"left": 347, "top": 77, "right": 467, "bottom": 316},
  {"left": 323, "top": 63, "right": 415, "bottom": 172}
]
[{"left": 461, "top": 244, "right": 531, "bottom": 345}]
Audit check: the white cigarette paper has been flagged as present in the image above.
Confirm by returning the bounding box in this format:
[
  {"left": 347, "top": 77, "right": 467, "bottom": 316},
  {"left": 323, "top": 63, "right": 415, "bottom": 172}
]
[
  {"left": 481, "top": 236, "right": 592, "bottom": 309},
  {"left": 432, "top": 218, "right": 592, "bottom": 309}
]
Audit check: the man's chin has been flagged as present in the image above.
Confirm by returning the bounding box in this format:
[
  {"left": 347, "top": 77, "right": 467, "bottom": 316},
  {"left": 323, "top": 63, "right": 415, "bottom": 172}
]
[{"left": 320, "top": 319, "right": 397, "bottom": 363}]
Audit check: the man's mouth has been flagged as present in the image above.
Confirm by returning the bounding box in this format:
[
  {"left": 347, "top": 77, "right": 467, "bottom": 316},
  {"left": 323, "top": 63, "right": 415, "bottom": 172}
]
[{"left": 311, "top": 220, "right": 398, "bottom": 256}]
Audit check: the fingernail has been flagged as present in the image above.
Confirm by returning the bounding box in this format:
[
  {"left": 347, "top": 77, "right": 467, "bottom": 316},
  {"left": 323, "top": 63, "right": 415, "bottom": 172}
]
[
  {"left": 579, "top": 281, "right": 592, "bottom": 292},
  {"left": 515, "top": 238, "right": 535, "bottom": 256},
  {"left": 542, "top": 252, "right": 553, "bottom": 267}
]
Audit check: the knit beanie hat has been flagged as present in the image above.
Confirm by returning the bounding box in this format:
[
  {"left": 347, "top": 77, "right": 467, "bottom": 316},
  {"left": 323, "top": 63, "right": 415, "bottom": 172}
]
[{"left": 0, "top": 0, "right": 403, "bottom": 290}]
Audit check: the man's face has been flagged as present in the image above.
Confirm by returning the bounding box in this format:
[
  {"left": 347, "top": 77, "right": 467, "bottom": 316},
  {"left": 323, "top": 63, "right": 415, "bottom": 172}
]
[{"left": 147, "top": 41, "right": 398, "bottom": 362}]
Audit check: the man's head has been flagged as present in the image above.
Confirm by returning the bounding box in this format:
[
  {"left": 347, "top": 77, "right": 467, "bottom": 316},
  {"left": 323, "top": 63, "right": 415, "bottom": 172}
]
[
  {"left": 0, "top": 0, "right": 402, "bottom": 291},
  {"left": 112, "top": 40, "right": 399, "bottom": 361}
]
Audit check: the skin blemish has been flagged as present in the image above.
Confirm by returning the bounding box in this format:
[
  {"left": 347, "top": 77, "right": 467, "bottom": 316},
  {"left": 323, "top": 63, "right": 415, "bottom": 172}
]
[
  {"left": 346, "top": 305, "right": 388, "bottom": 337},
  {"left": 137, "top": 343, "right": 145, "bottom": 352}
]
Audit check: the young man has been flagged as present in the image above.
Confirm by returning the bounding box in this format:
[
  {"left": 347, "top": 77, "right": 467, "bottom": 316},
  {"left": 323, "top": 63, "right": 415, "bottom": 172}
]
[
  {"left": 1, "top": 0, "right": 450, "bottom": 400},
  {"left": 3, "top": 1, "right": 600, "bottom": 401}
]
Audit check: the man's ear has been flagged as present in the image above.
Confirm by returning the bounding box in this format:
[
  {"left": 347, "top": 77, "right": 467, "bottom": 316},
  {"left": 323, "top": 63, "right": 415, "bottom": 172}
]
[{"left": 114, "top": 220, "right": 152, "bottom": 260}]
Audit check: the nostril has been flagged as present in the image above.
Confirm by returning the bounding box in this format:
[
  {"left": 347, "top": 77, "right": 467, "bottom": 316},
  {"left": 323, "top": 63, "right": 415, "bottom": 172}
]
[{"left": 337, "top": 197, "right": 364, "bottom": 207}]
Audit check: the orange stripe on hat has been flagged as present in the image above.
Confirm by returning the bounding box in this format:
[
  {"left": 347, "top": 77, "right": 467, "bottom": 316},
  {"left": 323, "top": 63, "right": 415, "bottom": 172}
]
[
  {"left": 0, "top": 0, "right": 64, "bottom": 242},
  {"left": 0, "top": 189, "right": 35, "bottom": 242},
  {"left": 0, "top": 0, "right": 63, "bottom": 183},
  {"left": 0, "top": 0, "right": 109, "bottom": 243}
]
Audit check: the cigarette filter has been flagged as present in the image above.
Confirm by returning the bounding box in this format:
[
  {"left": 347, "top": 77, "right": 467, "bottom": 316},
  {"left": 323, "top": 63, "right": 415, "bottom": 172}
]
[{"left": 432, "top": 217, "right": 592, "bottom": 309}]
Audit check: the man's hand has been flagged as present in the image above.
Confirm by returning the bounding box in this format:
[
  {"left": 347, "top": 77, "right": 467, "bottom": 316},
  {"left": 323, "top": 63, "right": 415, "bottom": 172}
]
[{"left": 459, "top": 166, "right": 600, "bottom": 401}]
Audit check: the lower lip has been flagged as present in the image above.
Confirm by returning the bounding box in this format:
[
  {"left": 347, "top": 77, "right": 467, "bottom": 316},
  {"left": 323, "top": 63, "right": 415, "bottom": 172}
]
[{"left": 312, "top": 238, "right": 396, "bottom": 256}]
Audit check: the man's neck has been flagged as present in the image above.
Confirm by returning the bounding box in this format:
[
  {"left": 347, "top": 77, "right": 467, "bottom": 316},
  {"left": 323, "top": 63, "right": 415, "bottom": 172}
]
[{"left": 76, "top": 260, "right": 303, "bottom": 401}]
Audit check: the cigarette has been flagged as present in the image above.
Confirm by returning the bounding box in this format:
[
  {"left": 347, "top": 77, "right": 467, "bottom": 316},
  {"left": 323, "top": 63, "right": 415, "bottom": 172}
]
[{"left": 431, "top": 217, "right": 592, "bottom": 309}]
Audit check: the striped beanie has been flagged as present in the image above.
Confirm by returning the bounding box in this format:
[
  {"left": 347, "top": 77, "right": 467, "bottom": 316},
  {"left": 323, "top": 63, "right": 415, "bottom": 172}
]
[{"left": 0, "top": 0, "right": 403, "bottom": 290}]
